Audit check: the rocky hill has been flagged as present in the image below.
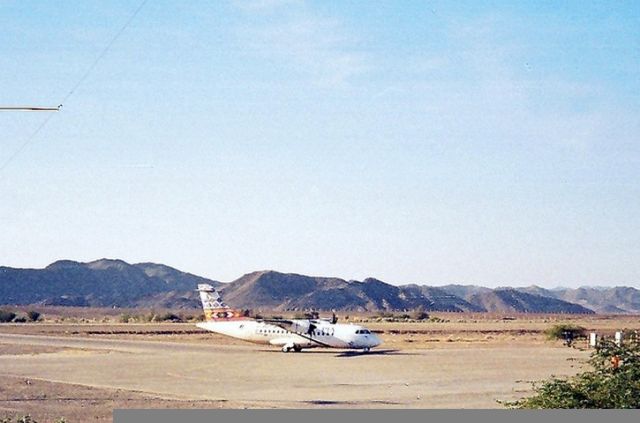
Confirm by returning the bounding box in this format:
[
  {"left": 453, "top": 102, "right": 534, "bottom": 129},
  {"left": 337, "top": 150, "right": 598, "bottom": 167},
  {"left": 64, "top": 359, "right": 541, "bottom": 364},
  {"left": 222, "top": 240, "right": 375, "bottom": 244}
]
[
  {"left": 1, "top": 259, "right": 638, "bottom": 313},
  {"left": 513, "top": 286, "right": 640, "bottom": 314},
  {"left": 218, "top": 273, "right": 483, "bottom": 312},
  {"left": 468, "top": 289, "right": 593, "bottom": 314},
  {"left": 396, "top": 285, "right": 484, "bottom": 312},
  {"left": 0, "top": 259, "right": 221, "bottom": 308}
]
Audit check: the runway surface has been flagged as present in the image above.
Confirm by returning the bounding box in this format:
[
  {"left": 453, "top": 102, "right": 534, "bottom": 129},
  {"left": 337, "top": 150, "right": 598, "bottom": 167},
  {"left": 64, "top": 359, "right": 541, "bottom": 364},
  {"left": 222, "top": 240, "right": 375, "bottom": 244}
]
[{"left": 0, "top": 333, "right": 588, "bottom": 408}]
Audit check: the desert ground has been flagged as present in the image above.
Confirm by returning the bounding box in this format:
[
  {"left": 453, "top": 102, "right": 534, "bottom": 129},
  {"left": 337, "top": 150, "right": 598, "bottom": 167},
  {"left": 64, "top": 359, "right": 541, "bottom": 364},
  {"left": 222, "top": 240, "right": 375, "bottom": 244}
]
[{"left": 1, "top": 312, "right": 639, "bottom": 422}]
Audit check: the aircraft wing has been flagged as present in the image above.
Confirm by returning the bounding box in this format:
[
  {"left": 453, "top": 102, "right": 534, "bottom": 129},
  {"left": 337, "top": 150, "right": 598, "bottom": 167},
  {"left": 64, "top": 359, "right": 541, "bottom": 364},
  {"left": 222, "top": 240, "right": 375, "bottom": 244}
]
[
  {"left": 261, "top": 318, "right": 318, "bottom": 335},
  {"left": 262, "top": 319, "right": 335, "bottom": 347},
  {"left": 261, "top": 318, "right": 294, "bottom": 326}
]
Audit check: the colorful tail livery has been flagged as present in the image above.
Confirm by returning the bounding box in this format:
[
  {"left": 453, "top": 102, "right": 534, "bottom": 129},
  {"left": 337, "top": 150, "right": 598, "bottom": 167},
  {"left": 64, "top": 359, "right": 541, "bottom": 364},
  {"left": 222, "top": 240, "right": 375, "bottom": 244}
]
[
  {"left": 195, "top": 284, "right": 382, "bottom": 353},
  {"left": 197, "top": 284, "right": 244, "bottom": 320}
]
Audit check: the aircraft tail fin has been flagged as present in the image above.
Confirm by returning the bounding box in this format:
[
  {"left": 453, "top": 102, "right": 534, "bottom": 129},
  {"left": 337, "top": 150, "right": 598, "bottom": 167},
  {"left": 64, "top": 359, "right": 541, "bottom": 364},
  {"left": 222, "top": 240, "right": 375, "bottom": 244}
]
[{"left": 197, "top": 284, "right": 243, "bottom": 321}]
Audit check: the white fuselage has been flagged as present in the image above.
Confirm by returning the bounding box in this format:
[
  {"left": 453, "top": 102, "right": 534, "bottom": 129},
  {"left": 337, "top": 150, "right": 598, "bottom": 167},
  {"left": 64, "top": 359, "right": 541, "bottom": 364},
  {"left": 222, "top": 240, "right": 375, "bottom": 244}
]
[{"left": 196, "top": 319, "right": 381, "bottom": 350}]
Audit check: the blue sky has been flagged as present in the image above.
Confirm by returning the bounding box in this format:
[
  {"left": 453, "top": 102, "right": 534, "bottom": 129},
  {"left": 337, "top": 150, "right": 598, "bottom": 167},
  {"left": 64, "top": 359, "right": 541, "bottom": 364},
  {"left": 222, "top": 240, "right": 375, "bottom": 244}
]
[{"left": 1, "top": 0, "right": 639, "bottom": 287}]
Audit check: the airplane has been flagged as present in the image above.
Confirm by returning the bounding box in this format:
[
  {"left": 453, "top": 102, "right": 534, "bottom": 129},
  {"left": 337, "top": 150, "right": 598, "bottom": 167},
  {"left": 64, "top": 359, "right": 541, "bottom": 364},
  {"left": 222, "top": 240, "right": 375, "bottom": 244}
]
[{"left": 195, "top": 283, "right": 382, "bottom": 353}]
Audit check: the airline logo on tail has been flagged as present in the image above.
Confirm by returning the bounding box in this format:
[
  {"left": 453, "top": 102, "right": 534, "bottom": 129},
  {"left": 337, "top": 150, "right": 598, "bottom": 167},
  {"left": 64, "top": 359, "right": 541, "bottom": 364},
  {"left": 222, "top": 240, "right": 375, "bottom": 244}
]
[{"left": 197, "top": 283, "right": 244, "bottom": 321}]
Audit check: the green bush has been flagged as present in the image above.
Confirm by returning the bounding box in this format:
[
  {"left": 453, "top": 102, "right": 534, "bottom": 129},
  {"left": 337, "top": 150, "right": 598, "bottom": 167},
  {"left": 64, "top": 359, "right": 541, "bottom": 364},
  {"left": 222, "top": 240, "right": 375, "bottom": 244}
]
[
  {"left": 544, "top": 324, "right": 586, "bottom": 341},
  {"left": 119, "top": 313, "right": 132, "bottom": 323},
  {"left": 0, "top": 310, "right": 16, "bottom": 323},
  {"left": 373, "top": 311, "right": 434, "bottom": 322},
  {"left": 189, "top": 313, "right": 205, "bottom": 322},
  {"left": 156, "top": 312, "right": 182, "bottom": 322},
  {"left": 411, "top": 307, "right": 430, "bottom": 321},
  {"left": 27, "top": 311, "right": 41, "bottom": 322},
  {"left": 506, "top": 339, "right": 640, "bottom": 408}
]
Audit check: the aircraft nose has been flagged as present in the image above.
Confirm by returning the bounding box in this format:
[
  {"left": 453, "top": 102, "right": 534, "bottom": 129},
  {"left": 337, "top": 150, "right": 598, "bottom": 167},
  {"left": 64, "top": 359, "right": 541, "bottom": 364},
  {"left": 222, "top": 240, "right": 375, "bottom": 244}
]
[{"left": 370, "top": 333, "right": 382, "bottom": 347}]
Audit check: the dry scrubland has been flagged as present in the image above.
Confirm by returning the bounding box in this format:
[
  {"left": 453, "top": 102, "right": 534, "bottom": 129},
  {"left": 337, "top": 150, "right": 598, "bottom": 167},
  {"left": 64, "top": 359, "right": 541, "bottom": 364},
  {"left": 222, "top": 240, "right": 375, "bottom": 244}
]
[{"left": 0, "top": 310, "right": 639, "bottom": 422}]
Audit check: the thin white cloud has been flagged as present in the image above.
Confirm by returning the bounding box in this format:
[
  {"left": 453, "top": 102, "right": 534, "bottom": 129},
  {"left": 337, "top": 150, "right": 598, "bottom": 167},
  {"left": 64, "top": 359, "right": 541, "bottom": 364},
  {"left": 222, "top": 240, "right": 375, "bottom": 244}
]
[
  {"left": 377, "top": 12, "right": 639, "bottom": 159},
  {"left": 232, "top": 0, "right": 303, "bottom": 13},
  {"left": 232, "top": 0, "right": 369, "bottom": 87}
]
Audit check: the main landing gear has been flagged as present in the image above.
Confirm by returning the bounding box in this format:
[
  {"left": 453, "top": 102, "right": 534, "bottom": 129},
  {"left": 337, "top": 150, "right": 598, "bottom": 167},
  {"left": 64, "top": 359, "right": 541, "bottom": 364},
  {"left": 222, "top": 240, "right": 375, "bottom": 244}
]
[
  {"left": 363, "top": 347, "right": 371, "bottom": 353},
  {"left": 282, "top": 345, "right": 303, "bottom": 353}
]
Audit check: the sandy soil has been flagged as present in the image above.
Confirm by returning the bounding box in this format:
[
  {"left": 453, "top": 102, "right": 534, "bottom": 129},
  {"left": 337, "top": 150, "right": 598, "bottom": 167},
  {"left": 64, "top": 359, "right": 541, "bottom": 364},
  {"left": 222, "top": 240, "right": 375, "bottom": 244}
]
[
  {"left": 0, "top": 315, "right": 637, "bottom": 421},
  {"left": 0, "top": 374, "right": 239, "bottom": 422}
]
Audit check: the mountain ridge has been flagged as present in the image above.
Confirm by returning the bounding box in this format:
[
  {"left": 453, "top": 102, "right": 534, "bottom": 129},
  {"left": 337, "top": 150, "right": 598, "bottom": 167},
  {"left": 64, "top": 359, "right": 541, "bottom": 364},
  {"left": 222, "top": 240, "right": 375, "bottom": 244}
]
[{"left": 1, "top": 259, "right": 638, "bottom": 313}]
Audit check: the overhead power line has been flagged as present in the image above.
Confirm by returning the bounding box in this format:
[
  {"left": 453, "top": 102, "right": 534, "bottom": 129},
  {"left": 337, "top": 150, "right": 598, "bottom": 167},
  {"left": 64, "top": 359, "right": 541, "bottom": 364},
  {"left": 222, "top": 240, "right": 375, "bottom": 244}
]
[
  {"left": 0, "top": 105, "right": 61, "bottom": 112},
  {"left": 0, "top": 0, "right": 149, "bottom": 175},
  {"left": 59, "top": 0, "right": 150, "bottom": 106}
]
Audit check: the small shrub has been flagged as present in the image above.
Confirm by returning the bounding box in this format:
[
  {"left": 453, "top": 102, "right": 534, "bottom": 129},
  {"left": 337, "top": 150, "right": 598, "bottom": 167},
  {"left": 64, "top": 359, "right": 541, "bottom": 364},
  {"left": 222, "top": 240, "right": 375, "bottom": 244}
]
[
  {"left": 157, "top": 312, "right": 182, "bottom": 322},
  {"left": 545, "top": 324, "right": 586, "bottom": 341},
  {"left": 13, "top": 317, "right": 27, "bottom": 323},
  {"left": 411, "top": 307, "right": 430, "bottom": 321},
  {"left": 186, "top": 313, "right": 205, "bottom": 322},
  {"left": 119, "top": 313, "right": 132, "bottom": 323},
  {"left": 0, "top": 310, "right": 16, "bottom": 323},
  {"left": 27, "top": 311, "right": 41, "bottom": 322}
]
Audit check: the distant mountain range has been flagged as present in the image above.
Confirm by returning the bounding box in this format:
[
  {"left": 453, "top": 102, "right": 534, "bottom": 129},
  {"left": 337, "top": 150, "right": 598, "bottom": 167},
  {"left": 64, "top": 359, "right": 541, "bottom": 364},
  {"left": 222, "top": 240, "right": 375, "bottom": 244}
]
[{"left": 1, "top": 259, "right": 638, "bottom": 314}]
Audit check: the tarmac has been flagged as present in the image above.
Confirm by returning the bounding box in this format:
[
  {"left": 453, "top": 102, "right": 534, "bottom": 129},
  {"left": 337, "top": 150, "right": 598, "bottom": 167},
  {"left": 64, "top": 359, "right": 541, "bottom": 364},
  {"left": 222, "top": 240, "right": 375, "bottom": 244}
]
[{"left": 0, "top": 333, "right": 588, "bottom": 408}]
